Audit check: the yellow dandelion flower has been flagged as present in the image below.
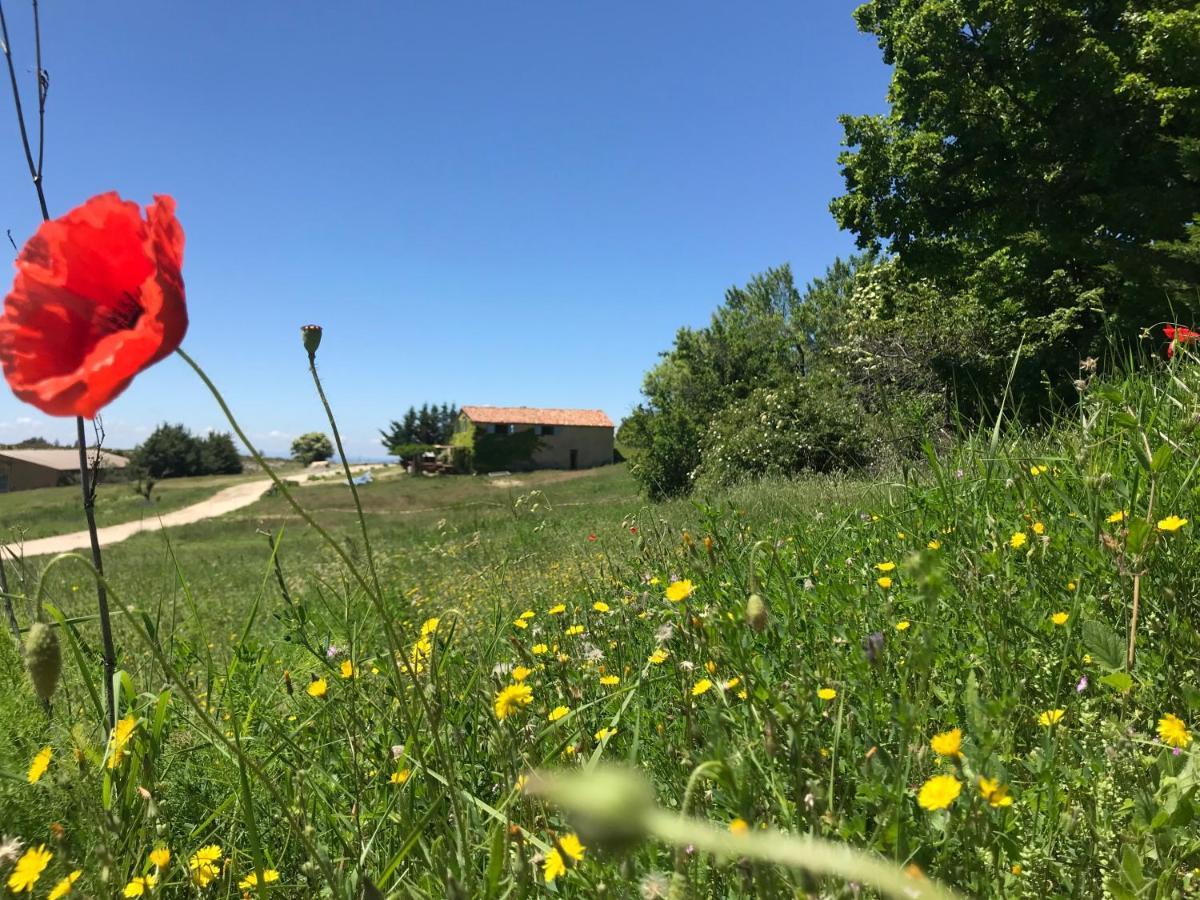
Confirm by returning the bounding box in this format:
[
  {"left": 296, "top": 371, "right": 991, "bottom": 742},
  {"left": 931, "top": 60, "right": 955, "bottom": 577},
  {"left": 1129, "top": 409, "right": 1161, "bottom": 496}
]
[
  {"left": 875, "top": 561, "right": 897, "bottom": 572},
  {"left": 592, "top": 601, "right": 610, "bottom": 613},
  {"left": 817, "top": 687, "right": 837, "bottom": 701},
  {"left": 7, "top": 844, "right": 52, "bottom": 893},
  {"left": 917, "top": 774, "right": 961, "bottom": 810},
  {"left": 532, "top": 643, "right": 549, "bottom": 655},
  {"left": 896, "top": 620, "right": 911, "bottom": 632},
  {"left": 548, "top": 603, "right": 567, "bottom": 615},
  {"left": 238, "top": 869, "right": 280, "bottom": 890},
  {"left": 339, "top": 659, "right": 357, "bottom": 679},
  {"left": 665, "top": 579, "right": 696, "bottom": 602},
  {"left": 1158, "top": 515, "right": 1188, "bottom": 532},
  {"left": 307, "top": 677, "right": 328, "bottom": 699},
  {"left": 927, "top": 540, "right": 941, "bottom": 550},
  {"left": 600, "top": 675, "right": 619, "bottom": 686},
  {"left": 27, "top": 746, "right": 51, "bottom": 784},
  {"left": 420, "top": 616, "right": 440, "bottom": 635},
  {"left": 929, "top": 727, "right": 962, "bottom": 757},
  {"left": 149, "top": 847, "right": 170, "bottom": 869},
  {"left": 595, "top": 727, "right": 617, "bottom": 741},
  {"left": 47, "top": 870, "right": 81, "bottom": 900},
  {"left": 511, "top": 666, "right": 532, "bottom": 682},
  {"left": 494, "top": 683, "right": 534, "bottom": 720},
  {"left": 565, "top": 624, "right": 584, "bottom": 636},
  {"left": 189, "top": 844, "right": 222, "bottom": 888},
  {"left": 724, "top": 676, "right": 741, "bottom": 690},
  {"left": 515, "top": 774, "right": 528, "bottom": 792},
  {"left": 123, "top": 874, "right": 158, "bottom": 897},
  {"left": 107, "top": 714, "right": 138, "bottom": 769},
  {"left": 1038, "top": 708, "right": 1065, "bottom": 727},
  {"left": 729, "top": 817, "right": 749, "bottom": 834},
  {"left": 1030, "top": 464, "right": 1047, "bottom": 476},
  {"left": 1032, "top": 522, "right": 1045, "bottom": 535},
  {"left": 548, "top": 705, "right": 570, "bottom": 722},
  {"left": 390, "top": 768, "right": 411, "bottom": 784},
  {"left": 543, "top": 833, "right": 586, "bottom": 882},
  {"left": 691, "top": 679, "right": 713, "bottom": 696},
  {"left": 1107, "top": 510, "right": 1127, "bottom": 524},
  {"left": 648, "top": 649, "right": 669, "bottom": 665},
  {"left": 519, "top": 610, "right": 535, "bottom": 620},
  {"left": 1010, "top": 531, "right": 1027, "bottom": 549},
  {"left": 1157, "top": 713, "right": 1191, "bottom": 748},
  {"left": 1051, "top": 611, "right": 1069, "bottom": 626},
  {"left": 1067, "top": 581, "right": 1077, "bottom": 592},
  {"left": 877, "top": 576, "right": 893, "bottom": 589},
  {"left": 978, "top": 776, "right": 1014, "bottom": 808},
  {"left": 513, "top": 619, "right": 529, "bottom": 629}
]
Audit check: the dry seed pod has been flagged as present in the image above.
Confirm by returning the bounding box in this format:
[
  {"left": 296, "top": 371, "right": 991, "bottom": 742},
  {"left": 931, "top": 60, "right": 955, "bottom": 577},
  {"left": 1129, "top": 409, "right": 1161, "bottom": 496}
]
[{"left": 745, "top": 593, "right": 768, "bottom": 632}]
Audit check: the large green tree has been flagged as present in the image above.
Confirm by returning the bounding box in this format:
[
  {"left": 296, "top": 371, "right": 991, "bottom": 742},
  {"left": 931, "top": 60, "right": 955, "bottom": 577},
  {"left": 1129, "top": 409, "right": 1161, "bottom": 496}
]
[{"left": 832, "top": 1, "right": 1200, "bottom": 374}]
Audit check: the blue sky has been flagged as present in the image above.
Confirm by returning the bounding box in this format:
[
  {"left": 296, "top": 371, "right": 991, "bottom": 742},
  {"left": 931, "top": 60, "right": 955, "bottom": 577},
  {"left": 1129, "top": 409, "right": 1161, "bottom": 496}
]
[{"left": 0, "top": 1, "right": 889, "bottom": 459}]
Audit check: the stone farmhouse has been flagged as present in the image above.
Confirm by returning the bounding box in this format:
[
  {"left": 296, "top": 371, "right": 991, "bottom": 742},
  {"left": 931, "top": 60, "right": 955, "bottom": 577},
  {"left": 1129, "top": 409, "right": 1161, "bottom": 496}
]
[{"left": 457, "top": 406, "right": 614, "bottom": 471}]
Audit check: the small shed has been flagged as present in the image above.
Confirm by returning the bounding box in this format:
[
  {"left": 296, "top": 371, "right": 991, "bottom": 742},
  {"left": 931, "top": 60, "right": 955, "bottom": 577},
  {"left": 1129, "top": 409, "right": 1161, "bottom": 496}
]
[{"left": 0, "top": 449, "right": 130, "bottom": 492}]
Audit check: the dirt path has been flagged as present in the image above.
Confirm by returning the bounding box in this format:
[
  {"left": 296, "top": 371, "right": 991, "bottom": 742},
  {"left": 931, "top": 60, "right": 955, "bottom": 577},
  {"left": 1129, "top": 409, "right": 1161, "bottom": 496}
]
[{"left": 4, "top": 467, "right": 377, "bottom": 559}]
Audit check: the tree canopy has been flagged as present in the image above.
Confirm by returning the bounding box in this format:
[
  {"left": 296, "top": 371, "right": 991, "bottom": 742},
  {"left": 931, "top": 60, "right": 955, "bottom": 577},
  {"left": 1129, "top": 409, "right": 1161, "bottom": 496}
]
[{"left": 832, "top": 0, "right": 1200, "bottom": 377}]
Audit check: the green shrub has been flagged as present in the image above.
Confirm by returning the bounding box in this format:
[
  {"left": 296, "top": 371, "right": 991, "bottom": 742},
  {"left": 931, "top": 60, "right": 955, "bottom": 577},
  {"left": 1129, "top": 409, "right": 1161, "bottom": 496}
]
[{"left": 692, "top": 370, "right": 869, "bottom": 490}]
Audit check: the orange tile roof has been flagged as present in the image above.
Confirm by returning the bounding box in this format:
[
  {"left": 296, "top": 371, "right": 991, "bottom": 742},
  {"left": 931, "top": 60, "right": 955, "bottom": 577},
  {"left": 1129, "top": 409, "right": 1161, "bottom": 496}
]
[{"left": 461, "top": 406, "right": 613, "bottom": 428}]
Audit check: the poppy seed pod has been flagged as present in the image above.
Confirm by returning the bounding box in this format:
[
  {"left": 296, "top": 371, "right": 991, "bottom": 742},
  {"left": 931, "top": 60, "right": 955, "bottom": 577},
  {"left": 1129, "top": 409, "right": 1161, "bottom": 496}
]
[
  {"left": 24, "top": 622, "right": 62, "bottom": 701},
  {"left": 746, "top": 593, "right": 768, "bottom": 632},
  {"left": 301, "top": 324, "right": 323, "bottom": 360}
]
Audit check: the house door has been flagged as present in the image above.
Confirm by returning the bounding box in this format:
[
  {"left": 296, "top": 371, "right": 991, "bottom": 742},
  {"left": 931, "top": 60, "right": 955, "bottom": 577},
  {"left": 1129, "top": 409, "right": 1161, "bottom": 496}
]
[{"left": 569, "top": 449, "right": 578, "bottom": 470}]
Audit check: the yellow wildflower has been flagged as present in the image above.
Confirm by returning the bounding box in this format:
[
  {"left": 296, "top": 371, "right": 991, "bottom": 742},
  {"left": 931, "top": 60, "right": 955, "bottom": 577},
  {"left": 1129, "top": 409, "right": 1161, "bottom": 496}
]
[
  {"left": 511, "top": 666, "right": 532, "bottom": 682},
  {"left": 107, "top": 715, "right": 138, "bottom": 769},
  {"left": 565, "top": 624, "right": 584, "bottom": 636},
  {"left": 420, "top": 616, "right": 440, "bottom": 635},
  {"left": 1010, "top": 532, "right": 1027, "bottom": 549},
  {"left": 1107, "top": 510, "right": 1127, "bottom": 524},
  {"left": 600, "top": 675, "right": 619, "bottom": 686},
  {"left": 1032, "top": 521, "right": 1045, "bottom": 535},
  {"left": 123, "top": 875, "right": 158, "bottom": 897},
  {"left": 532, "top": 643, "right": 549, "bottom": 655},
  {"left": 896, "top": 620, "right": 911, "bottom": 632},
  {"left": 1030, "top": 464, "right": 1048, "bottom": 476},
  {"left": 339, "top": 659, "right": 356, "bottom": 679},
  {"left": 513, "top": 619, "right": 529, "bottom": 629},
  {"left": 27, "top": 746, "right": 51, "bottom": 784},
  {"left": 648, "top": 649, "right": 669, "bottom": 665},
  {"left": 665, "top": 579, "right": 695, "bottom": 602},
  {"left": 595, "top": 727, "right": 617, "bottom": 741},
  {"left": 8, "top": 844, "right": 52, "bottom": 893},
  {"left": 917, "top": 774, "right": 961, "bottom": 810},
  {"left": 548, "top": 603, "right": 567, "bottom": 615},
  {"left": 543, "top": 833, "right": 585, "bottom": 883},
  {"left": 1158, "top": 713, "right": 1191, "bottom": 749},
  {"left": 1158, "top": 515, "right": 1188, "bottom": 532},
  {"left": 929, "top": 727, "right": 962, "bottom": 757},
  {"left": 548, "top": 705, "right": 570, "bottom": 722},
  {"left": 189, "top": 845, "right": 222, "bottom": 888},
  {"left": 978, "top": 776, "right": 1014, "bottom": 808},
  {"left": 494, "top": 683, "right": 534, "bottom": 720},
  {"left": 1051, "top": 612, "right": 1069, "bottom": 626},
  {"left": 729, "top": 817, "right": 749, "bottom": 834},
  {"left": 927, "top": 540, "right": 941, "bottom": 550},
  {"left": 307, "top": 677, "right": 328, "bottom": 699},
  {"left": 390, "top": 768, "right": 411, "bottom": 784},
  {"left": 47, "top": 870, "right": 81, "bottom": 900},
  {"left": 149, "top": 847, "right": 170, "bottom": 869},
  {"left": 692, "top": 679, "right": 713, "bottom": 697},
  {"left": 519, "top": 610, "right": 535, "bottom": 620},
  {"left": 1038, "top": 708, "right": 1065, "bottom": 727},
  {"left": 877, "top": 576, "right": 893, "bottom": 589},
  {"left": 875, "top": 561, "right": 896, "bottom": 572},
  {"left": 817, "top": 688, "right": 837, "bottom": 701},
  {"left": 592, "top": 601, "right": 610, "bottom": 613},
  {"left": 238, "top": 869, "right": 280, "bottom": 890}
]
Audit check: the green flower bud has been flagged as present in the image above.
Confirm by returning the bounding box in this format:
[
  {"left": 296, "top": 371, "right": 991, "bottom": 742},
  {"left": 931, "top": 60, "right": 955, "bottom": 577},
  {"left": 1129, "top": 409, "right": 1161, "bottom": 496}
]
[
  {"left": 301, "top": 324, "right": 323, "bottom": 360},
  {"left": 527, "top": 766, "right": 654, "bottom": 852},
  {"left": 24, "top": 621, "right": 62, "bottom": 701},
  {"left": 745, "top": 593, "right": 768, "bottom": 632}
]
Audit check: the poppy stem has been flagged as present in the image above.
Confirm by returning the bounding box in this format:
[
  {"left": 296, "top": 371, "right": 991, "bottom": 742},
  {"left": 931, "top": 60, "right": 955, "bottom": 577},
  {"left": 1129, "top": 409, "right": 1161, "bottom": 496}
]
[
  {"left": 76, "top": 416, "right": 117, "bottom": 729},
  {"left": 0, "top": 0, "right": 49, "bottom": 219}
]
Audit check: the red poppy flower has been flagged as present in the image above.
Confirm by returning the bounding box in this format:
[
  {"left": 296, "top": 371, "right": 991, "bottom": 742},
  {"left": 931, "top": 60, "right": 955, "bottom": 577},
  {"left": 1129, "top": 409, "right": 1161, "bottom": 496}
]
[
  {"left": 0, "top": 192, "right": 186, "bottom": 418},
  {"left": 1164, "top": 324, "right": 1200, "bottom": 357}
]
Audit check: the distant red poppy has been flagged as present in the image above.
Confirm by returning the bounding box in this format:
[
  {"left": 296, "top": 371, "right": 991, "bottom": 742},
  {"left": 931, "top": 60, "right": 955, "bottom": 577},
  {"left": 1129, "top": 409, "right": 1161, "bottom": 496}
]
[
  {"left": 588, "top": 533, "right": 597, "bottom": 542},
  {"left": 0, "top": 192, "right": 186, "bottom": 418},
  {"left": 1164, "top": 324, "right": 1200, "bottom": 359}
]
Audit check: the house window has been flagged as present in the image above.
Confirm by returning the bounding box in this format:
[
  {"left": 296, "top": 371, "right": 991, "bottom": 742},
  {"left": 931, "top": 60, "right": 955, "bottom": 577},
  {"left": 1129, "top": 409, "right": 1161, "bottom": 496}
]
[
  {"left": 538, "top": 425, "right": 556, "bottom": 436},
  {"left": 490, "top": 423, "right": 512, "bottom": 435}
]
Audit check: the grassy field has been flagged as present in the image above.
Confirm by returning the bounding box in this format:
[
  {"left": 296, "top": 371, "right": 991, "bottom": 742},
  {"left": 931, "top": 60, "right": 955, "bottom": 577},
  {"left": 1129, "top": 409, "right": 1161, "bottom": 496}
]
[{"left": 1, "top": 364, "right": 1199, "bottom": 898}]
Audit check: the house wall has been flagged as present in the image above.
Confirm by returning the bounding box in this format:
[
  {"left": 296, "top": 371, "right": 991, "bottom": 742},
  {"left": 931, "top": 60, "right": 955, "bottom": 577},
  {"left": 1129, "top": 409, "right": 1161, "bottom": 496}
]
[
  {"left": 528, "top": 425, "right": 613, "bottom": 470},
  {"left": 0, "top": 458, "right": 72, "bottom": 492},
  {"left": 456, "top": 417, "right": 613, "bottom": 471}
]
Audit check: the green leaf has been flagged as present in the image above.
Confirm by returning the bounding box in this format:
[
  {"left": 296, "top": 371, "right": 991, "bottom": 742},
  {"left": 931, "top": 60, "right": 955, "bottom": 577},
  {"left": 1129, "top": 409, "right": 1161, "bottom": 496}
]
[
  {"left": 1082, "top": 620, "right": 1126, "bottom": 671},
  {"left": 1120, "top": 845, "right": 1145, "bottom": 890},
  {"left": 1126, "top": 518, "right": 1153, "bottom": 556},
  {"left": 1099, "top": 672, "right": 1134, "bottom": 693},
  {"left": 1150, "top": 443, "right": 1174, "bottom": 473}
]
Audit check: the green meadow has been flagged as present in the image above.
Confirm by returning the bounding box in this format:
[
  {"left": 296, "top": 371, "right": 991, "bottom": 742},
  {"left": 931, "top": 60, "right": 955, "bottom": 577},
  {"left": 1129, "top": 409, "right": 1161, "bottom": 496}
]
[{"left": 2, "top": 360, "right": 1199, "bottom": 899}]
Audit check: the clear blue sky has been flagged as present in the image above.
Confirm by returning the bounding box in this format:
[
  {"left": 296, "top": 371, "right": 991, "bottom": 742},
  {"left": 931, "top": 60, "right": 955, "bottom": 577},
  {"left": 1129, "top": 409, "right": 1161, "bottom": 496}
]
[{"left": 0, "top": 1, "right": 889, "bottom": 459}]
